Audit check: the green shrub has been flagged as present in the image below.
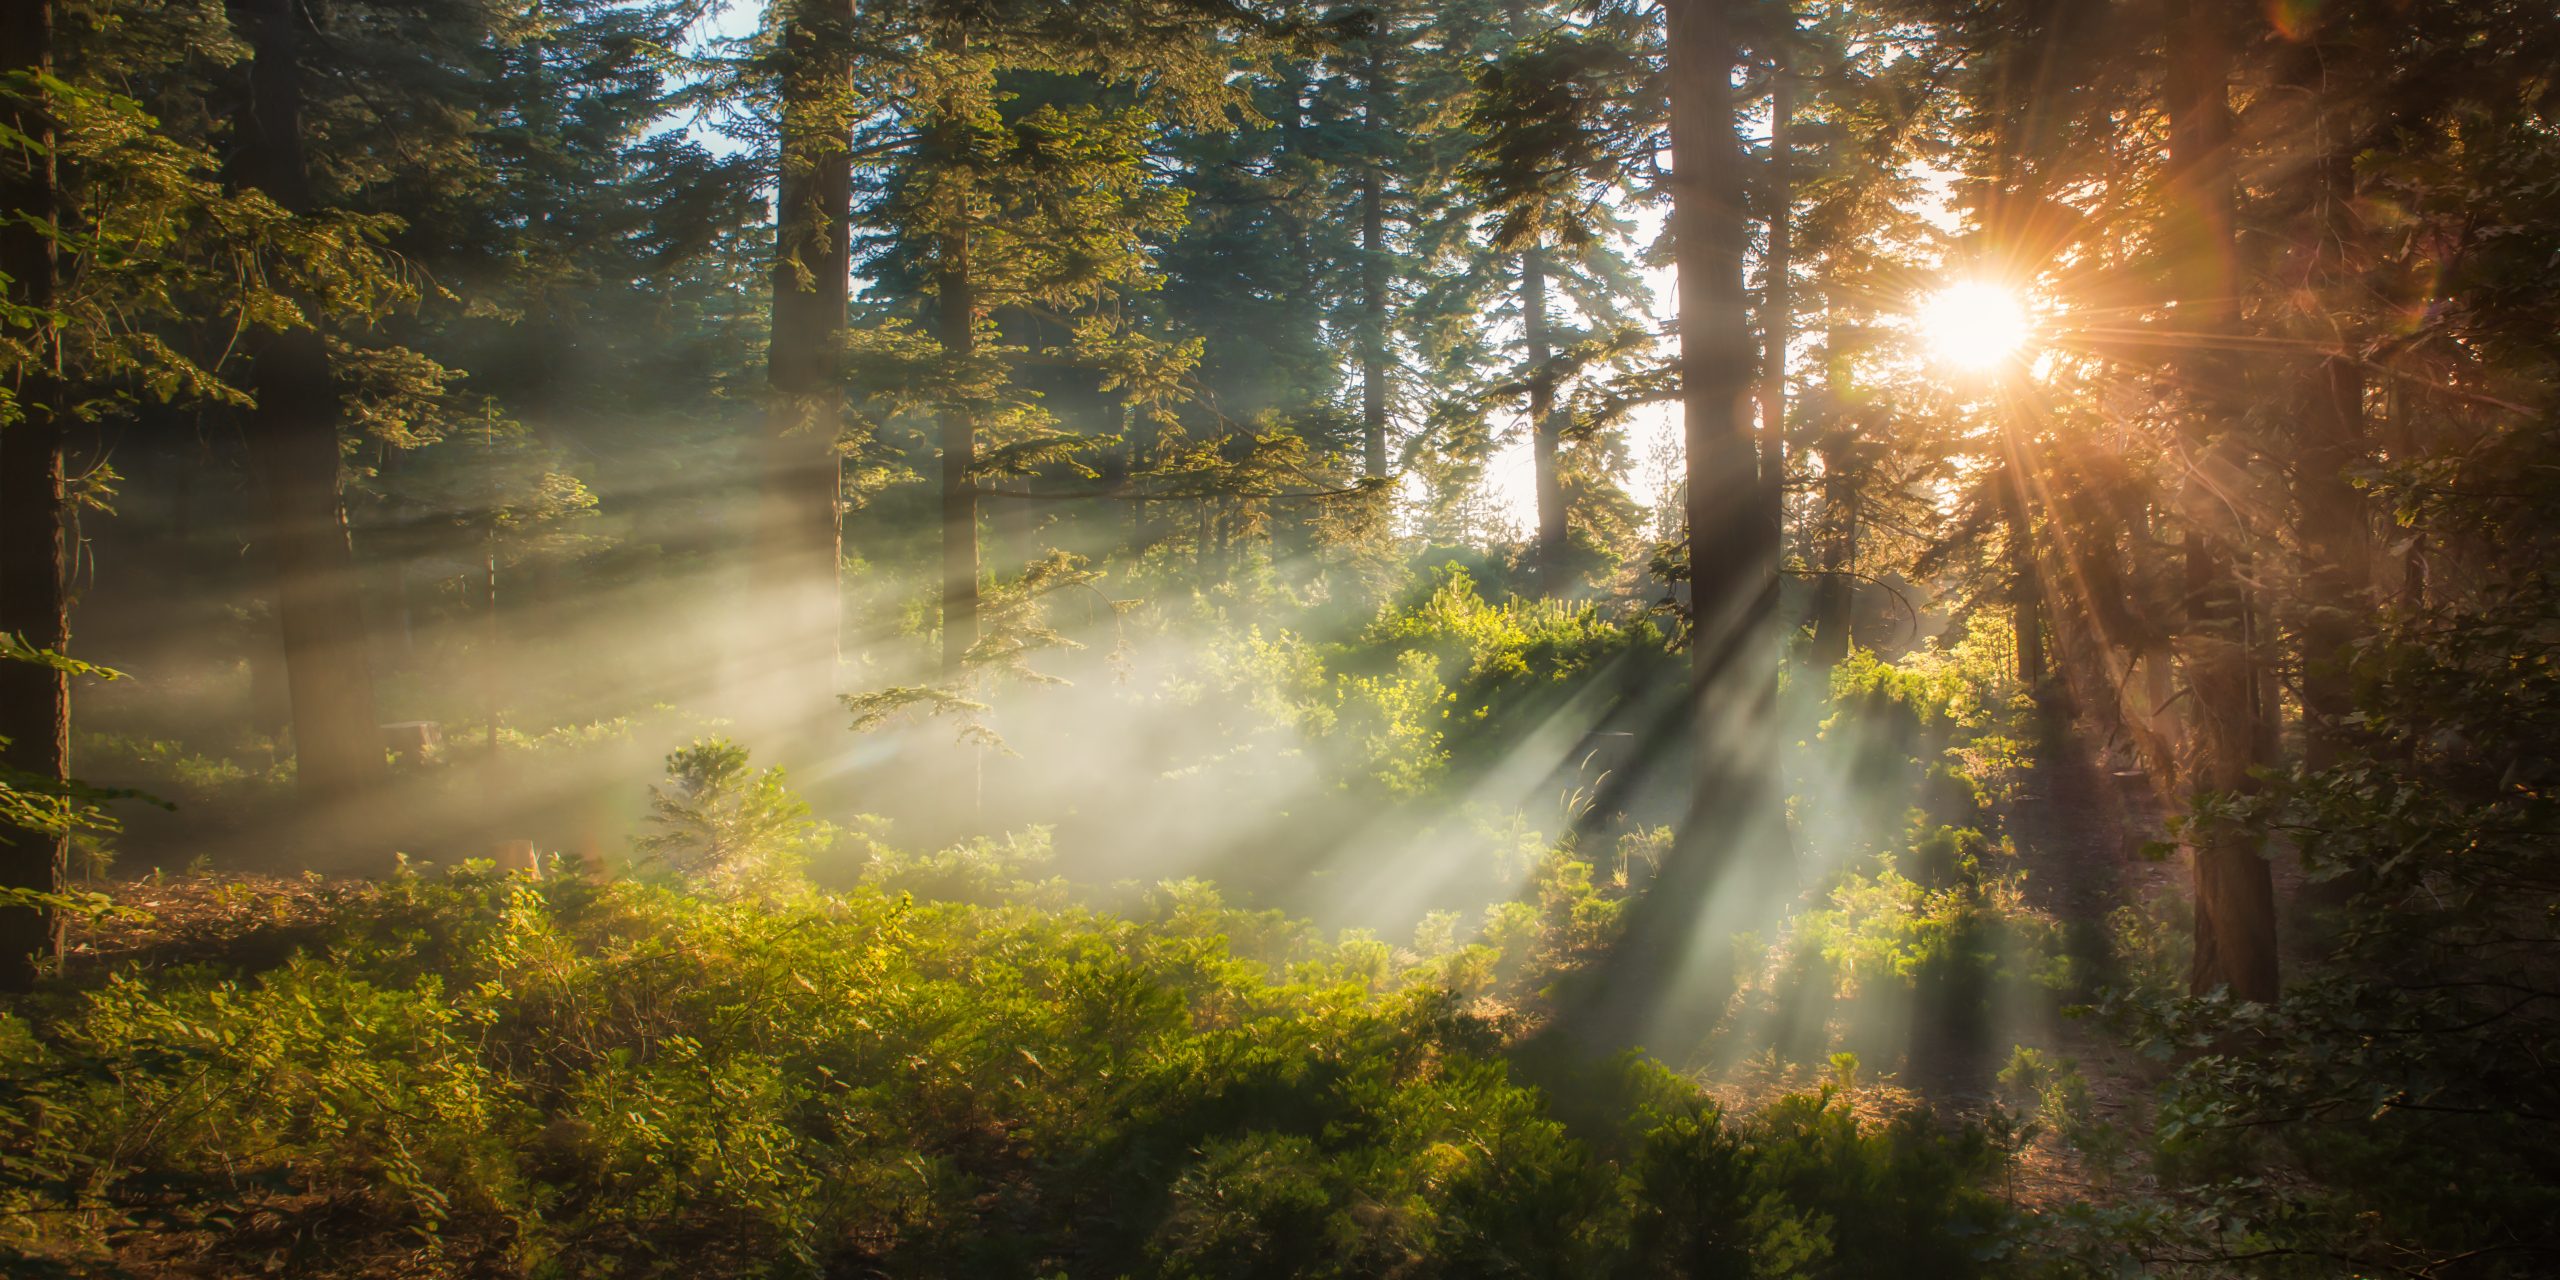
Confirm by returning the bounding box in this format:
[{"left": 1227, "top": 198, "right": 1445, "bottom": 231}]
[{"left": 0, "top": 864, "right": 2036, "bottom": 1278}]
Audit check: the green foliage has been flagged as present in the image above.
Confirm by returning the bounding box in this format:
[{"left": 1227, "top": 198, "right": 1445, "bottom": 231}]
[
  {"left": 0, "top": 865, "right": 2033, "bottom": 1278},
  {"left": 862, "top": 827, "right": 1066, "bottom": 908},
  {"left": 2084, "top": 572, "right": 2560, "bottom": 1277},
  {"left": 1624, "top": 1088, "right": 2015, "bottom": 1280},
  {"left": 1193, "top": 566, "right": 1667, "bottom": 796},
  {"left": 632, "top": 740, "right": 828, "bottom": 896},
  {"left": 1742, "top": 825, "right": 2067, "bottom": 1068}
]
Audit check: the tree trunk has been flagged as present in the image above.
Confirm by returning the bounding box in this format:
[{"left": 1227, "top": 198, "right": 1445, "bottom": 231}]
[
  {"left": 1667, "top": 0, "right": 1768, "bottom": 722},
  {"left": 1508, "top": 0, "right": 1567, "bottom": 587},
  {"left": 759, "top": 0, "right": 855, "bottom": 701},
  {"left": 1809, "top": 318, "right": 1854, "bottom": 671},
  {"left": 1810, "top": 451, "right": 1854, "bottom": 671},
  {"left": 2163, "top": 0, "right": 2277, "bottom": 1003},
  {"left": 1758, "top": 39, "right": 1792, "bottom": 554},
  {"left": 1553, "top": 0, "right": 1773, "bottom": 1056},
  {"left": 231, "top": 0, "right": 387, "bottom": 825},
  {"left": 0, "top": 0, "right": 66, "bottom": 990},
  {"left": 937, "top": 218, "right": 978, "bottom": 679},
  {"left": 2001, "top": 438, "right": 2045, "bottom": 692},
  {"left": 1523, "top": 245, "right": 1569, "bottom": 588},
  {"left": 930, "top": 26, "right": 980, "bottom": 681},
  {"left": 1358, "top": 59, "right": 1391, "bottom": 479},
  {"left": 2281, "top": 43, "right": 2369, "bottom": 773}
]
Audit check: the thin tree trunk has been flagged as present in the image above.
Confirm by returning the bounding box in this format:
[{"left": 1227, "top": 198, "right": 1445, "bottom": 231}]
[
  {"left": 929, "top": 26, "right": 980, "bottom": 681},
  {"left": 1359, "top": 58, "right": 1390, "bottom": 479},
  {"left": 1759, "top": 39, "right": 1792, "bottom": 553},
  {"left": 760, "top": 0, "right": 855, "bottom": 700},
  {"left": 1810, "top": 453, "right": 1854, "bottom": 670},
  {"left": 1281, "top": 60, "right": 1322, "bottom": 421},
  {"left": 937, "top": 189, "right": 978, "bottom": 677},
  {"left": 938, "top": 250, "right": 978, "bottom": 679},
  {"left": 1508, "top": 0, "right": 1568, "bottom": 587},
  {"left": 1809, "top": 317, "right": 1853, "bottom": 671},
  {"left": 0, "top": 0, "right": 66, "bottom": 990},
  {"left": 231, "top": 0, "right": 387, "bottom": 825},
  {"left": 1523, "top": 245, "right": 1568, "bottom": 587},
  {"left": 2001, "top": 436, "right": 2045, "bottom": 692},
  {"left": 2283, "top": 48, "right": 2369, "bottom": 773},
  {"left": 2163, "top": 0, "right": 2277, "bottom": 1003}
]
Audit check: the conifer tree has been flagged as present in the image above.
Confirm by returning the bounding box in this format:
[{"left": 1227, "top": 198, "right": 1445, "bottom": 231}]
[
  {"left": 0, "top": 0, "right": 69, "bottom": 990},
  {"left": 224, "top": 0, "right": 391, "bottom": 817},
  {"left": 1468, "top": 1, "right": 1655, "bottom": 590},
  {"left": 759, "top": 0, "right": 858, "bottom": 700},
  {"left": 835, "top": 0, "right": 1240, "bottom": 678}
]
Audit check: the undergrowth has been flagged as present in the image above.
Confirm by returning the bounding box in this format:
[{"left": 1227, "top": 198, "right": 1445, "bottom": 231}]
[{"left": 0, "top": 861, "right": 2030, "bottom": 1279}]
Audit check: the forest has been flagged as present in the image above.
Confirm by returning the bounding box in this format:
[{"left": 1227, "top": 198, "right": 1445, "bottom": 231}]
[{"left": 2, "top": 0, "right": 2555, "bottom": 1275}]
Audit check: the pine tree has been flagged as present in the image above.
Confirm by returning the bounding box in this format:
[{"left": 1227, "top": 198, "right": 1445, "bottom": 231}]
[
  {"left": 837, "top": 0, "right": 1241, "bottom": 678},
  {"left": 0, "top": 0, "right": 69, "bottom": 990},
  {"left": 1468, "top": 0, "right": 1655, "bottom": 591},
  {"left": 759, "top": 0, "right": 858, "bottom": 702},
  {"left": 224, "top": 0, "right": 392, "bottom": 822}
]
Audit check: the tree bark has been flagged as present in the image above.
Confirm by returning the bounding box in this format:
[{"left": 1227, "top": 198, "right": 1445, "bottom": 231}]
[
  {"left": 2163, "top": 0, "right": 2277, "bottom": 1003},
  {"left": 1808, "top": 318, "right": 1854, "bottom": 671},
  {"left": 2001, "top": 435, "right": 2045, "bottom": 692},
  {"left": 760, "top": 0, "right": 855, "bottom": 700},
  {"left": 1358, "top": 55, "right": 1391, "bottom": 479},
  {"left": 936, "top": 178, "right": 978, "bottom": 677},
  {"left": 0, "top": 0, "right": 67, "bottom": 989},
  {"left": 937, "top": 255, "right": 978, "bottom": 679},
  {"left": 1552, "top": 0, "right": 1774, "bottom": 1057},
  {"left": 230, "top": 0, "right": 388, "bottom": 824},
  {"left": 1522, "top": 245, "right": 1569, "bottom": 588},
  {"left": 1667, "top": 0, "right": 1768, "bottom": 716},
  {"left": 1508, "top": 0, "right": 1568, "bottom": 587},
  {"left": 1810, "top": 456, "right": 1854, "bottom": 671},
  {"left": 2279, "top": 41, "right": 2369, "bottom": 774},
  {"left": 1758, "top": 40, "right": 1791, "bottom": 555}
]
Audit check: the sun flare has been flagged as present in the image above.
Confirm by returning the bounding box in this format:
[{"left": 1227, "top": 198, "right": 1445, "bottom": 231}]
[{"left": 1920, "top": 281, "right": 2033, "bottom": 372}]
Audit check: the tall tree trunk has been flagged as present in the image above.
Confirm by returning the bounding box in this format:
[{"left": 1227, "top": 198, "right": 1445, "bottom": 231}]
[
  {"left": 2163, "top": 0, "right": 2277, "bottom": 1003},
  {"left": 930, "top": 25, "right": 980, "bottom": 681},
  {"left": 2280, "top": 42, "right": 2369, "bottom": 773},
  {"left": 231, "top": 0, "right": 387, "bottom": 825},
  {"left": 759, "top": 0, "right": 855, "bottom": 702},
  {"left": 1667, "top": 0, "right": 1769, "bottom": 732},
  {"left": 937, "top": 249, "right": 978, "bottom": 679},
  {"left": 1758, "top": 35, "right": 1792, "bottom": 554},
  {"left": 1553, "top": 0, "right": 1772, "bottom": 1057},
  {"left": 1508, "top": 0, "right": 1568, "bottom": 588},
  {"left": 0, "top": 0, "right": 67, "bottom": 989},
  {"left": 1281, "top": 60, "right": 1322, "bottom": 422},
  {"left": 2001, "top": 436, "right": 2045, "bottom": 692},
  {"left": 1808, "top": 318, "right": 1854, "bottom": 671},
  {"left": 936, "top": 190, "right": 978, "bottom": 677},
  {"left": 1358, "top": 58, "right": 1390, "bottom": 479},
  {"left": 1523, "top": 245, "right": 1569, "bottom": 588},
  {"left": 1810, "top": 449, "right": 1854, "bottom": 671}
]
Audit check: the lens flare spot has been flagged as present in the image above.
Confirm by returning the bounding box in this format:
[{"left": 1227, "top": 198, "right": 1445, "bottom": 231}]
[{"left": 1920, "top": 281, "right": 2032, "bottom": 372}]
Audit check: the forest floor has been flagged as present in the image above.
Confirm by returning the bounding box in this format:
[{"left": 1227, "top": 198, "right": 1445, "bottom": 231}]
[
  {"left": 1696, "top": 724, "right": 2188, "bottom": 1212},
  {"left": 52, "top": 721, "right": 2191, "bottom": 1223},
  {"left": 1992, "top": 728, "right": 2182, "bottom": 1211}
]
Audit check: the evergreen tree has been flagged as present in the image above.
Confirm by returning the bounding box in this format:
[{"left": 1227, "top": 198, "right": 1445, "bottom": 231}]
[
  {"left": 832, "top": 0, "right": 1243, "bottom": 678},
  {"left": 0, "top": 0, "right": 69, "bottom": 990}
]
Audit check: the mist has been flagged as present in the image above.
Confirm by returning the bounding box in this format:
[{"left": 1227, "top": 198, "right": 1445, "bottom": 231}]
[{"left": 8, "top": 0, "right": 2555, "bottom": 1275}]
